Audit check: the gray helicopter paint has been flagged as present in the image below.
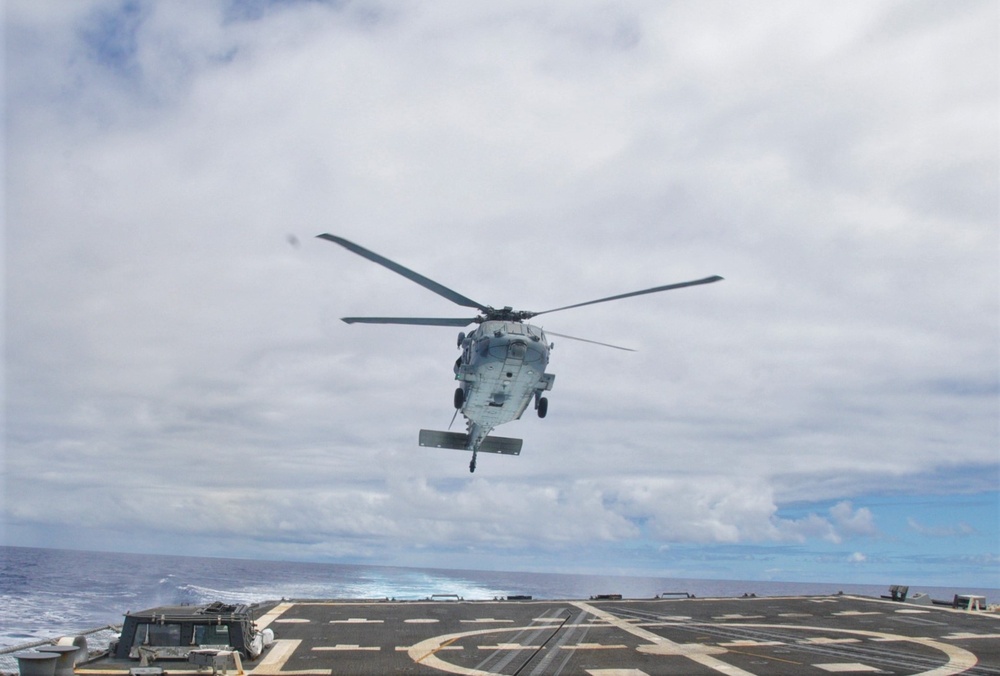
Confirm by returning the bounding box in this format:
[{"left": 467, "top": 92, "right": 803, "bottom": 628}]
[
  {"left": 317, "top": 233, "right": 721, "bottom": 473},
  {"left": 455, "top": 320, "right": 555, "bottom": 453}
]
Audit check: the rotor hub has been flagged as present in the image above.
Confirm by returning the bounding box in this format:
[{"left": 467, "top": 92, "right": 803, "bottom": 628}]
[{"left": 482, "top": 306, "right": 535, "bottom": 323}]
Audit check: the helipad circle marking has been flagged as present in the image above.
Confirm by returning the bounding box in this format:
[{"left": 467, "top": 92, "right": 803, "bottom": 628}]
[
  {"left": 407, "top": 617, "right": 981, "bottom": 676},
  {"left": 674, "top": 622, "right": 979, "bottom": 676}
]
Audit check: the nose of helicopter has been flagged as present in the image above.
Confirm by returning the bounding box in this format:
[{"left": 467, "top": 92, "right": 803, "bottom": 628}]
[{"left": 508, "top": 341, "right": 527, "bottom": 359}]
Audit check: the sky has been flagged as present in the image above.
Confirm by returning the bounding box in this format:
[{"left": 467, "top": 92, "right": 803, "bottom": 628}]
[{"left": 3, "top": 0, "right": 998, "bottom": 590}]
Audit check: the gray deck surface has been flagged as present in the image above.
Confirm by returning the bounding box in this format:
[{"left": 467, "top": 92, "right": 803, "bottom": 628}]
[{"left": 80, "top": 595, "right": 1000, "bottom": 675}]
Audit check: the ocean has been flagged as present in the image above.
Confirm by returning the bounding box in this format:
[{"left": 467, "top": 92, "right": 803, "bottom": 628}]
[{"left": 1, "top": 546, "right": 996, "bottom": 651}]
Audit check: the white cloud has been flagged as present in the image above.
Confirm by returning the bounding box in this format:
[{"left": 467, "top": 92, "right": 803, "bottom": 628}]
[
  {"left": 3, "top": 0, "right": 997, "bottom": 583},
  {"left": 906, "top": 518, "right": 977, "bottom": 538},
  {"left": 830, "top": 502, "right": 878, "bottom": 539}
]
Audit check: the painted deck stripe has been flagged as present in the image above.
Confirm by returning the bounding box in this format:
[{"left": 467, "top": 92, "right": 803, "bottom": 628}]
[
  {"left": 719, "top": 640, "right": 784, "bottom": 647},
  {"left": 814, "top": 664, "right": 882, "bottom": 673},
  {"left": 247, "top": 639, "right": 330, "bottom": 675},
  {"left": 460, "top": 618, "right": 514, "bottom": 623},
  {"left": 833, "top": 611, "right": 881, "bottom": 616},
  {"left": 702, "top": 621, "right": 980, "bottom": 676},
  {"left": 329, "top": 618, "right": 383, "bottom": 624},
  {"left": 255, "top": 602, "right": 294, "bottom": 630},
  {"left": 572, "top": 601, "right": 756, "bottom": 676},
  {"left": 944, "top": 632, "right": 1000, "bottom": 640}
]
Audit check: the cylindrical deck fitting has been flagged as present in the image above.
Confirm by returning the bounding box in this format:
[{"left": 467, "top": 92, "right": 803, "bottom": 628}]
[
  {"left": 36, "top": 646, "right": 80, "bottom": 676},
  {"left": 14, "top": 652, "right": 58, "bottom": 676}
]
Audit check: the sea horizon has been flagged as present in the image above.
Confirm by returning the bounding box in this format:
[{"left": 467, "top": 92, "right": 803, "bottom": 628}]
[{"left": 2, "top": 545, "right": 997, "bottom": 650}]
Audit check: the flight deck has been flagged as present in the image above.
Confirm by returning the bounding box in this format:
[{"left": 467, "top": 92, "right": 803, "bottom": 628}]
[{"left": 72, "top": 594, "right": 1000, "bottom": 676}]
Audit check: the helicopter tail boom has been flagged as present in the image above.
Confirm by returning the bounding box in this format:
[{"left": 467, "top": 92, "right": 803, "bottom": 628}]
[{"left": 419, "top": 430, "right": 522, "bottom": 456}]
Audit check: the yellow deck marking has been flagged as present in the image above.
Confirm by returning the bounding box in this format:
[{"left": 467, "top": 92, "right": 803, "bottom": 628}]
[
  {"left": 410, "top": 630, "right": 504, "bottom": 674},
  {"left": 247, "top": 639, "right": 330, "bottom": 675},
  {"left": 572, "top": 601, "right": 755, "bottom": 676},
  {"left": 311, "top": 645, "right": 380, "bottom": 651},
  {"left": 714, "top": 622, "right": 980, "bottom": 676},
  {"left": 560, "top": 643, "right": 628, "bottom": 650},
  {"left": 255, "top": 602, "right": 294, "bottom": 630},
  {"left": 814, "top": 664, "right": 882, "bottom": 673},
  {"left": 398, "top": 603, "right": 984, "bottom": 676},
  {"left": 725, "top": 648, "right": 802, "bottom": 666}
]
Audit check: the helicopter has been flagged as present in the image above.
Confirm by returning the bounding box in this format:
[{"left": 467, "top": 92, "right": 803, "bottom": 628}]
[{"left": 318, "top": 234, "right": 722, "bottom": 473}]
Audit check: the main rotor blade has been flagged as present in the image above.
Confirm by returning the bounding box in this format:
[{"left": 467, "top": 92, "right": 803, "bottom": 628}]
[
  {"left": 546, "top": 331, "right": 636, "bottom": 351},
  {"left": 317, "top": 234, "right": 488, "bottom": 311},
  {"left": 530, "top": 275, "right": 724, "bottom": 317},
  {"left": 342, "top": 316, "right": 477, "bottom": 326}
]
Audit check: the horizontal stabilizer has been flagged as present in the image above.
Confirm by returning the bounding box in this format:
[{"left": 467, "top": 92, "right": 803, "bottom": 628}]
[{"left": 419, "top": 430, "right": 522, "bottom": 456}]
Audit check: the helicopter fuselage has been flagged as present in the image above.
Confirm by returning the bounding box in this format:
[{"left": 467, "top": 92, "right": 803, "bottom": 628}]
[
  {"left": 454, "top": 320, "right": 555, "bottom": 452},
  {"left": 317, "top": 232, "right": 722, "bottom": 473}
]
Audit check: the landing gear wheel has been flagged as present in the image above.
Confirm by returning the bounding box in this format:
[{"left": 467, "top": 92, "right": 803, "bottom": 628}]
[
  {"left": 537, "top": 396, "right": 548, "bottom": 418},
  {"left": 454, "top": 387, "right": 465, "bottom": 409},
  {"left": 469, "top": 452, "right": 477, "bottom": 473}
]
